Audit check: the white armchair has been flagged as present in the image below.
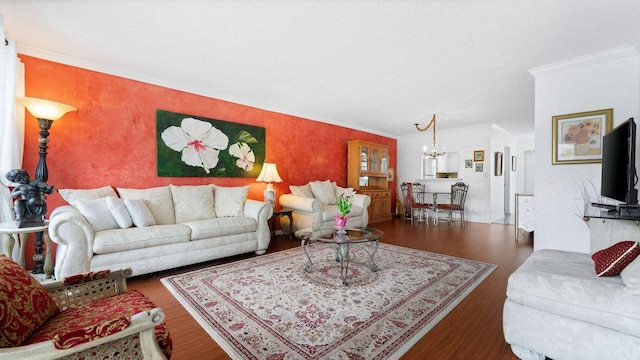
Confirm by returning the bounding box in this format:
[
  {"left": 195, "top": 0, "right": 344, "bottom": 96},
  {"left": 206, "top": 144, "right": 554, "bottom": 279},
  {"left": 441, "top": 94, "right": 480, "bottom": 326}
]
[{"left": 279, "top": 181, "right": 370, "bottom": 235}]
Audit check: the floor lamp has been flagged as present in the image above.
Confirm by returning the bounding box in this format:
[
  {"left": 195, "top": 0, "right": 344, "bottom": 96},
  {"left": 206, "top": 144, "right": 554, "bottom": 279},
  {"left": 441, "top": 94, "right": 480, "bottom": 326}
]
[{"left": 17, "top": 97, "right": 76, "bottom": 273}]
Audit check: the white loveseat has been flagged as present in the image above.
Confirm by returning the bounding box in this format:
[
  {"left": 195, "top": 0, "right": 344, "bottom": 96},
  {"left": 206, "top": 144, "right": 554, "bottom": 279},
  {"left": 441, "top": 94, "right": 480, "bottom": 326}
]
[
  {"left": 49, "top": 184, "right": 272, "bottom": 280},
  {"left": 504, "top": 218, "right": 640, "bottom": 360},
  {"left": 278, "top": 180, "right": 371, "bottom": 235}
]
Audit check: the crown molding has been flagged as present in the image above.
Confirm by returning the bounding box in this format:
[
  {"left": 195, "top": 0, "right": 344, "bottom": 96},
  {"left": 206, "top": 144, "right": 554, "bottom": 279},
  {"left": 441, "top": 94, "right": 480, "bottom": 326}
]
[
  {"left": 529, "top": 45, "right": 639, "bottom": 78},
  {"left": 16, "top": 43, "right": 399, "bottom": 139}
]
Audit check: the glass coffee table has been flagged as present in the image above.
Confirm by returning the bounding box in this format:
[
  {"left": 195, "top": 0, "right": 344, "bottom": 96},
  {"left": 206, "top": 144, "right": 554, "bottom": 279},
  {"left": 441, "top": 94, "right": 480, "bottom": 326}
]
[{"left": 295, "top": 227, "right": 384, "bottom": 285}]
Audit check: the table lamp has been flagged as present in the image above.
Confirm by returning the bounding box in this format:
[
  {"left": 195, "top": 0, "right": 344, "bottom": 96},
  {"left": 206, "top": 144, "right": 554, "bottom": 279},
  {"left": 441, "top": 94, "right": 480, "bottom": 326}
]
[{"left": 256, "top": 163, "right": 282, "bottom": 207}]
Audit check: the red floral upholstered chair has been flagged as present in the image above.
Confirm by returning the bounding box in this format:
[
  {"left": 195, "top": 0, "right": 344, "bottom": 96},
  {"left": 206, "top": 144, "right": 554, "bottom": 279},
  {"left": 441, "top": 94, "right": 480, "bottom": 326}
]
[{"left": 0, "top": 255, "right": 171, "bottom": 359}]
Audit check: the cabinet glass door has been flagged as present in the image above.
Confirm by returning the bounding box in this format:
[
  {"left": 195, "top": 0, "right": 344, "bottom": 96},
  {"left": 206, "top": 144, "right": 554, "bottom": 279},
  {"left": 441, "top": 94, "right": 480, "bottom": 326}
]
[
  {"left": 371, "top": 148, "right": 379, "bottom": 173},
  {"left": 381, "top": 149, "right": 388, "bottom": 174},
  {"left": 360, "top": 147, "right": 369, "bottom": 172}
]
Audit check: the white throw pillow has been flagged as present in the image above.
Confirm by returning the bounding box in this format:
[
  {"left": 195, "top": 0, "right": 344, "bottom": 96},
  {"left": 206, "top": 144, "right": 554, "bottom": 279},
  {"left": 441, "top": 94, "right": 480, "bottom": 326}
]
[
  {"left": 310, "top": 180, "right": 337, "bottom": 205},
  {"left": 335, "top": 186, "right": 354, "bottom": 200},
  {"left": 106, "top": 196, "right": 133, "bottom": 229},
  {"left": 74, "top": 198, "right": 119, "bottom": 231},
  {"left": 59, "top": 186, "right": 117, "bottom": 208},
  {"left": 117, "top": 186, "right": 175, "bottom": 225},
  {"left": 621, "top": 256, "right": 640, "bottom": 295},
  {"left": 124, "top": 199, "right": 156, "bottom": 227},
  {"left": 170, "top": 184, "right": 216, "bottom": 223},
  {"left": 214, "top": 185, "right": 249, "bottom": 217},
  {"left": 289, "top": 184, "right": 314, "bottom": 198}
]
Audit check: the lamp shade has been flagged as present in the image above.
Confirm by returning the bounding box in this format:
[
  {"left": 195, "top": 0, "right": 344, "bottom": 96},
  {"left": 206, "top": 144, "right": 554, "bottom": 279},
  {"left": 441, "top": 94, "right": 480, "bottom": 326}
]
[
  {"left": 256, "top": 163, "right": 283, "bottom": 183},
  {"left": 17, "top": 97, "right": 77, "bottom": 121}
]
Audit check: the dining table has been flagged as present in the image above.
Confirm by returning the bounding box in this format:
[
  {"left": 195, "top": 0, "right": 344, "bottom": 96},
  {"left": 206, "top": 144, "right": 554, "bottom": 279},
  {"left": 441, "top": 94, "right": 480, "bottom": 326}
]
[{"left": 415, "top": 190, "right": 451, "bottom": 225}]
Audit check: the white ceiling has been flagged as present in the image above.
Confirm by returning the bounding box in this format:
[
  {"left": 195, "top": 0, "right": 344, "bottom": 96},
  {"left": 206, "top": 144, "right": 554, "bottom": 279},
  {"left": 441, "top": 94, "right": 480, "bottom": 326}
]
[{"left": 2, "top": 1, "right": 640, "bottom": 138}]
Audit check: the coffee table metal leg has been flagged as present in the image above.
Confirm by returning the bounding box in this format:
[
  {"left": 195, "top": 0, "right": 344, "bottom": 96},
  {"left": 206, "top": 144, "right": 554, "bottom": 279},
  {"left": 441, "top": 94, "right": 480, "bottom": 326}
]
[
  {"left": 360, "top": 240, "right": 379, "bottom": 272},
  {"left": 337, "top": 243, "right": 350, "bottom": 285},
  {"left": 301, "top": 239, "right": 313, "bottom": 273}
]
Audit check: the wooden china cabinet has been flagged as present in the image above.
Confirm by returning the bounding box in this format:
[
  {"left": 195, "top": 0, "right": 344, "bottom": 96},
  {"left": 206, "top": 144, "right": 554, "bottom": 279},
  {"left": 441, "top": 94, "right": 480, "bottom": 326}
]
[{"left": 347, "top": 140, "right": 392, "bottom": 223}]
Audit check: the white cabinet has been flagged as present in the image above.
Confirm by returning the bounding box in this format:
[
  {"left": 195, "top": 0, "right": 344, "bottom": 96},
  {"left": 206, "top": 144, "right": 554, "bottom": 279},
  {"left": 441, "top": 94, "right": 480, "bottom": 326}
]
[{"left": 515, "top": 193, "right": 534, "bottom": 241}]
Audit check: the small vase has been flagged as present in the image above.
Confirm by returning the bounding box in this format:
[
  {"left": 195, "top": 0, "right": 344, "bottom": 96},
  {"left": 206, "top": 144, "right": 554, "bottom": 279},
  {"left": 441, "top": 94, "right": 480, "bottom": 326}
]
[{"left": 335, "top": 213, "right": 349, "bottom": 234}]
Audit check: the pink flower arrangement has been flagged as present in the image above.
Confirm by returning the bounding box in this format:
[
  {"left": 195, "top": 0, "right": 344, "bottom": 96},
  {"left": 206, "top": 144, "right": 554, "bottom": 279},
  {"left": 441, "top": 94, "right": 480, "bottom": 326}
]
[{"left": 336, "top": 193, "right": 354, "bottom": 218}]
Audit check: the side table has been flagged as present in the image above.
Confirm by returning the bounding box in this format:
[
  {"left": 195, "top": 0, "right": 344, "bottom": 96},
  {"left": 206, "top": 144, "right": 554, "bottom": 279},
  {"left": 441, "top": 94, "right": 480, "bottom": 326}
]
[
  {"left": 0, "top": 221, "right": 53, "bottom": 279},
  {"left": 269, "top": 209, "right": 294, "bottom": 239}
]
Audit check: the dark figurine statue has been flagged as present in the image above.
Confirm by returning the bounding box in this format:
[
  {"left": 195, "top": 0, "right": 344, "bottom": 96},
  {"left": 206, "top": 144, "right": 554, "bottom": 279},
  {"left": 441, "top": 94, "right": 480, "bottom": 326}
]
[{"left": 6, "top": 169, "right": 55, "bottom": 228}]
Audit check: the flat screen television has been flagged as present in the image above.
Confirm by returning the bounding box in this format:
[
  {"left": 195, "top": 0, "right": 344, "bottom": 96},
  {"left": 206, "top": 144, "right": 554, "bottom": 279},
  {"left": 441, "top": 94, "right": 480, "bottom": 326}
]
[{"left": 601, "top": 117, "right": 638, "bottom": 206}]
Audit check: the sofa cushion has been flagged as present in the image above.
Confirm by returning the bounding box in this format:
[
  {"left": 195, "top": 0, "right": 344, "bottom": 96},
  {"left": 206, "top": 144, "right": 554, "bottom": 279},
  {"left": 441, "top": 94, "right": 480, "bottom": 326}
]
[
  {"left": 214, "top": 185, "right": 248, "bottom": 217},
  {"left": 183, "top": 217, "right": 257, "bottom": 240},
  {"left": 507, "top": 249, "right": 640, "bottom": 337},
  {"left": 289, "top": 184, "right": 314, "bottom": 198},
  {"left": 106, "top": 196, "right": 133, "bottom": 229},
  {"left": 310, "top": 180, "right": 337, "bottom": 205},
  {"left": 93, "top": 225, "right": 191, "bottom": 254},
  {"left": 118, "top": 186, "right": 175, "bottom": 225},
  {"left": 592, "top": 241, "right": 640, "bottom": 277},
  {"left": 59, "top": 186, "right": 118, "bottom": 208},
  {"left": 0, "top": 255, "right": 59, "bottom": 347},
  {"left": 75, "top": 197, "right": 120, "bottom": 231},
  {"left": 124, "top": 199, "right": 156, "bottom": 227},
  {"left": 170, "top": 184, "right": 216, "bottom": 223},
  {"left": 335, "top": 186, "right": 354, "bottom": 199},
  {"left": 25, "top": 289, "right": 172, "bottom": 358}
]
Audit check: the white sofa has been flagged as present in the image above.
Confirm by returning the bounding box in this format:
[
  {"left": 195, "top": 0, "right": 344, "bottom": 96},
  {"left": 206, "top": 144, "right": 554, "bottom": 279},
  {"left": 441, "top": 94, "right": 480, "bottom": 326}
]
[
  {"left": 278, "top": 180, "right": 371, "bottom": 235},
  {"left": 49, "top": 184, "right": 272, "bottom": 280},
  {"left": 503, "top": 247, "right": 640, "bottom": 360}
]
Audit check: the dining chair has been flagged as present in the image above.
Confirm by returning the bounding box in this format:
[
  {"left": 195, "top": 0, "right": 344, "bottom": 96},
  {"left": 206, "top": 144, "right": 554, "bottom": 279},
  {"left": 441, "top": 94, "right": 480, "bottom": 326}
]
[
  {"left": 434, "top": 182, "right": 469, "bottom": 226},
  {"left": 401, "top": 182, "right": 432, "bottom": 225}
]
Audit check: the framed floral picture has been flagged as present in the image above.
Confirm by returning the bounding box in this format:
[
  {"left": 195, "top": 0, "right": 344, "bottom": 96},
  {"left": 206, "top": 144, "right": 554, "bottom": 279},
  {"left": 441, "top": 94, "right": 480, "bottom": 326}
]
[
  {"left": 156, "top": 109, "right": 265, "bottom": 177},
  {"left": 552, "top": 108, "right": 613, "bottom": 165},
  {"left": 475, "top": 162, "right": 483, "bottom": 172}
]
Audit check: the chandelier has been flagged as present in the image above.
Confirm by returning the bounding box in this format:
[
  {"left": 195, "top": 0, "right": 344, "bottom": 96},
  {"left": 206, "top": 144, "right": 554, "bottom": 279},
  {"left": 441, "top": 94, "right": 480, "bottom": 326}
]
[{"left": 414, "top": 114, "right": 446, "bottom": 158}]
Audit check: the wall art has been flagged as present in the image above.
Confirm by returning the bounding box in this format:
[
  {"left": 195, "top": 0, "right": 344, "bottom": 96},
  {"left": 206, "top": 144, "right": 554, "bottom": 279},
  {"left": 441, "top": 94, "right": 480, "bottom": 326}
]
[
  {"left": 495, "top": 151, "right": 503, "bottom": 176},
  {"left": 475, "top": 162, "right": 483, "bottom": 172},
  {"left": 465, "top": 159, "right": 472, "bottom": 168},
  {"left": 474, "top": 150, "right": 484, "bottom": 162},
  {"left": 551, "top": 108, "right": 613, "bottom": 165},
  {"left": 156, "top": 109, "right": 265, "bottom": 177}
]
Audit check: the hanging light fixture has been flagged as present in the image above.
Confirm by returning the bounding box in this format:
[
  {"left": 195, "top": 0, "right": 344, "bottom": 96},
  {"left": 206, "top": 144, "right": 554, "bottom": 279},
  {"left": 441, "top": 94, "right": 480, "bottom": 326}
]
[{"left": 415, "top": 114, "right": 446, "bottom": 158}]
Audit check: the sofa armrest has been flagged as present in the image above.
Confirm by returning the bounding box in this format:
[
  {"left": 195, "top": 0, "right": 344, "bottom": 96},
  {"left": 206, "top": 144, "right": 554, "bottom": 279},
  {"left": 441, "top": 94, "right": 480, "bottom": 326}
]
[
  {"left": 352, "top": 193, "right": 371, "bottom": 227},
  {"left": 279, "top": 194, "right": 324, "bottom": 231},
  {"left": 45, "top": 268, "right": 132, "bottom": 310},
  {"left": 244, "top": 199, "right": 273, "bottom": 253},
  {"left": 352, "top": 193, "right": 371, "bottom": 209},
  {"left": 279, "top": 194, "right": 321, "bottom": 213},
  {"left": 49, "top": 205, "right": 95, "bottom": 280},
  {"left": 0, "top": 308, "right": 167, "bottom": 360}
]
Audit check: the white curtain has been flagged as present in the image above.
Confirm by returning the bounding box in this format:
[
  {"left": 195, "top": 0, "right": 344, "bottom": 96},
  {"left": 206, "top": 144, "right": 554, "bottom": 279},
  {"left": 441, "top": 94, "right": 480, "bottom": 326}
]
[{"left": 0, "top": 13, "right": 26, "bottom": 223}]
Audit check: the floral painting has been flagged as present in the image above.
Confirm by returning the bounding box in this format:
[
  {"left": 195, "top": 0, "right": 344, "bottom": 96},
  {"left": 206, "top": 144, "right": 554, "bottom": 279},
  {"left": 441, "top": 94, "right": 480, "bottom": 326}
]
[
  {"left": 552, "top": 109, "right": 613, "bottom": 165},
  {"left": 156, "top": 110, "right": 265, "bottom": 177}
]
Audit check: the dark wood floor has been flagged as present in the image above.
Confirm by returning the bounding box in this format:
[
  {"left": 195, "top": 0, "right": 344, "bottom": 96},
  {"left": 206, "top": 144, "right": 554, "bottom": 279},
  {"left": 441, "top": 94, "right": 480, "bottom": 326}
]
[{"left": 128, "top": 218, "right": 533, "bottom": 360}]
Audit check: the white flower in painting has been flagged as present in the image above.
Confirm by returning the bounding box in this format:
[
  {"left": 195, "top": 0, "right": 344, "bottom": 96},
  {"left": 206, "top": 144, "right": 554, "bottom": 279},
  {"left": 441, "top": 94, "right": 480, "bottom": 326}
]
[
  {"left": 161, "top": 117, "right": 229, "bottom": 174},
  {"left": 229, "top": 142, "right": 255, "bottom": 171}
]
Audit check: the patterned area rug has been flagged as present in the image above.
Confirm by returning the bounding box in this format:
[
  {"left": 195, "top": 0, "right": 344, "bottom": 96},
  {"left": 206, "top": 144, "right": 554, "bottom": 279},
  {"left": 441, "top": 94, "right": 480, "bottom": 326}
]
[{"left": 161, "top": 243, "right": 496, "bottom": 359}]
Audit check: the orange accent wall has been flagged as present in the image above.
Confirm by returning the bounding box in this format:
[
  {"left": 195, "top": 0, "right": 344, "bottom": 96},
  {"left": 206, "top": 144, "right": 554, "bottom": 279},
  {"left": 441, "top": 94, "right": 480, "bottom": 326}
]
[{"left": 18, "top": 55, "right": 397, "bottom": 269}]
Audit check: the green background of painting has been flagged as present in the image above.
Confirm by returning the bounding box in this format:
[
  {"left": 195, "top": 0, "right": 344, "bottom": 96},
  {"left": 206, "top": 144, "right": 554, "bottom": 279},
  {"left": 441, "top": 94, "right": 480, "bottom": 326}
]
[{"left": 156, "top": 109, "right": 265, "bottom": 177}]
